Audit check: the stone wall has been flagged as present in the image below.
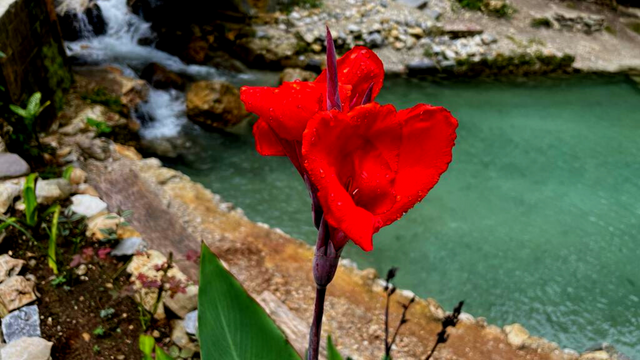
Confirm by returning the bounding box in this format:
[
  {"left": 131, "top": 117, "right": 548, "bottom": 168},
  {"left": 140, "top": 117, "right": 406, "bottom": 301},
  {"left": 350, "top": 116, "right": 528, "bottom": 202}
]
[{"left": 0, "top": 0, "right": 71, "bottom": 124}]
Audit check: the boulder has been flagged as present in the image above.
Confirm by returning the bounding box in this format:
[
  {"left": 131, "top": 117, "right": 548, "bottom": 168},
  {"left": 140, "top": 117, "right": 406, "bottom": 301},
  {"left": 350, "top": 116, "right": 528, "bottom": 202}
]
[
  {"left": 141, "top": 63, "right": 186, "bottom": 91},
  {"left": 0, "top": 154, "right": 30, "bottom": 180},
  {"left": 70, "top": 194, "right": 108, "bottom": 218},
  {"left": 279, "top": 68, "right": 317, "bottom": 84},
  {"left": 186, "top": 81, "right": 248, "bottom": 130},
  {"left": 235, "top": 30, "right": 299, "bottom": 66},
  {"left": 0, "top": 277, "right": 38, "bottom": 316},
  {"left": 0, "top": 178, "right": 24, "bottom": 214},
  {"left": 503, "top": 323, "right": 530, "bottom": 349},
  {"left": 0, "top": 255, "right": 26, "bottom": 283},
  {"left": 0, "top": 336, "right": 52, "bottom": 360},
  {"left": 35, "top": 178, "right": 73, "bottom": 205},
  {"left": 57, "top": 0, "right": 107, "bottom": 41}
]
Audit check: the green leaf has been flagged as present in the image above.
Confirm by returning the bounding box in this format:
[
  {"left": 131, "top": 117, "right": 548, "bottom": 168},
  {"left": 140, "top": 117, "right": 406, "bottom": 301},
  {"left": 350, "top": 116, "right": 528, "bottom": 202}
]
[
  {"left": 9, "top": 104, "right": 28, "bottom": 118},
  {"left": 0, "top": 50, "right": 5, "bottom": 58},
  {"left": 62, "top": 166, "right": 74, "bottom": 181},
  {"left": 26, "top": 92, "right": 42, "bottom": 116},
  {"left": 155, "top": 345, "right": 174, "bottom": 360},
  {"left": 48, "top": 204, "right": 60, "bottom": 274},
  {"left": 139, "top": 334, "right": 155, "bottom": 359},
  {"left": 199, "top": 243, "right": 300, "bottom": 360},
  {"left": 327, "top": 335, "right": 344, "bottom": 360},
  {"left": 23, "top": 174, "right": 38, "bottom": 227},
  {"left": 0, "top": 217, "right": 34, "bottom": 241}
]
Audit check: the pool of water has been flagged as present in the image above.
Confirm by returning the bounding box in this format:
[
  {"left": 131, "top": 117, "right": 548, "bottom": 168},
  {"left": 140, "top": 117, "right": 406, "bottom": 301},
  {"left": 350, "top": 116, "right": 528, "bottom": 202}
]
[{"left": 166, "top": 76, "right": 640, "bottom": 357}]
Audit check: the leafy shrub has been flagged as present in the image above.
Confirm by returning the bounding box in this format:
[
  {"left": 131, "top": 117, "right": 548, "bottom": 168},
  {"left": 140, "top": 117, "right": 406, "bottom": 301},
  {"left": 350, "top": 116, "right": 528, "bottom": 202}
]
[
  {"left": 531, "top": 17, "right": 553, "bottom": 28},
  {"left": 86, "top": 117, "right": 112, "bottom": 136}
]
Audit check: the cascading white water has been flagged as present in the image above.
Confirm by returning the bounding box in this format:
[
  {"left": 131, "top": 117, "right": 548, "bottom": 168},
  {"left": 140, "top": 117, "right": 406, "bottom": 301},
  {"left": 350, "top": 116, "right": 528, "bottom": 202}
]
[{"left": 65, "top": 0, "right": 230, "bottom": 139}]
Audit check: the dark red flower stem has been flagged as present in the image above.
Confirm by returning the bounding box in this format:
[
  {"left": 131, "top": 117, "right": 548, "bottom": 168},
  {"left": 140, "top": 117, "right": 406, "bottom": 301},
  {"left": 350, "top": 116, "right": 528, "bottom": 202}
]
[{"left": 307, "top": 217, "right": 342, "bottom": 360}]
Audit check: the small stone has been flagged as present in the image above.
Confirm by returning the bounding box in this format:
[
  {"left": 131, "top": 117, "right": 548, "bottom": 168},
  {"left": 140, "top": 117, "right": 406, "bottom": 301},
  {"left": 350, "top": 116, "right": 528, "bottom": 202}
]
[
  {"left": 279, "top": 68, "right": 317, "bottom": 84},
  {"left": 171, "top": 319, "right": 199, "bottom": 352},
  {"left": 0, "top": 336, "right": 52, "bottom": 360},
  {"left": 0, "top": 255, "right": 26, "bottom": 283},
  {"left": 579, "top": 351, "right": 610, "bottom": 360},
  {"left": 82, "top": 332, "right": 91, "bottom": 341},
  {"left": 46, "top": 317, "right": 52, "bottom": 326},
  {"left": 347, "top": 24, "right": 361, "bottom": 33},
  {"left": 76, "top": 183, "right": 100, "bottom": 197},
  {"left": 68, "top": 168, "right": 87, "bottom": 185},
  {"left": 481, "top": 33, "right": 498, "bottom": 45},
  {"left": 164, "top": 284, "right": 198, "bottom": 319},
  {"left": 504, "top": 323, "right": 530, "bottom": 349},
  {"left": 364, "top": 32, "right": 385, "bottom": 48},
  {"left": 152, "top": 329, "right": 161, "bottom": 338},
  {"left": 111, "top": 237, "right": 148, "bottom": 257},
  {"left": 424, "top": 9, "right": 441, "bottom": 20},
  {"left": 35, "top": 178, "right": 73, "bottom": 205},
  {"left": 310, "top": 43, "right": 323, "bottom": 53},
  {"left": 0, "top": 153, "right": 30, "bottom": 180},
  {"left": 407, "top": 26, "right": 425, "bottom": 38},
  {"left": 393, "top": 41, "right": 406, "bottom": 50},
  {"left": 397, "top": 0, "right": 429, "bottom": 9},
  {"left": 184, "top": 310, "right": 198, "bottom": 336},
  {"left": 1, "top": 305, "right": 41, "bottom": 342},
  {"left": 70, "top": 194, "right": 108, "bottom": 218},
  {"left": 86, "top": 212, "right": 122, "bottom": 241},
  {"left": 75, "top": 264, "right": 88, "bottom": 276}
]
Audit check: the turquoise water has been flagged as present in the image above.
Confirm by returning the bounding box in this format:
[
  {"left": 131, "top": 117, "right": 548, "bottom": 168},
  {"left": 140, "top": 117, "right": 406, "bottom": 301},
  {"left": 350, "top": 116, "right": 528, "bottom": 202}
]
[{"left": 168, "top": 76, "right": 640, "bottom": 357}]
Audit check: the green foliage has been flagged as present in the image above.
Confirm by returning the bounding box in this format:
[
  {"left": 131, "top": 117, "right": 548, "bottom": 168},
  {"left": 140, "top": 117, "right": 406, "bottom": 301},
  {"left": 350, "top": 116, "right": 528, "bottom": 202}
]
[
  {"left": 457, "top": 0, "right": 515, "bottom": 18},
  {"left": 199, "top": 243, "right": 299, "bottom": 360},
  {"left": 93, "top": 325, "right": 105, "bottom": 336},
  {"left": 51, "top": 275, "right": 67, "bottom": 286},
  {"left": 0, "top": 50, "right": 5, "bottom": 58},
  {"left": 10, "top": 92, "right": 50, "bottom": 133},
  {"left": 92, "top": 345, "right": 101, "bottom": 353},
  {"left": 139, "top": 334, "right": 174, "bottom": 360},
  {"left": 47, "top": 204, "right": 61, "bottom": 274},
  {"left": 604, "top": 25, "right": 616, "bottom": 35},
  {"left": 86, "top": 117, "right": 112, "bottom": 136},
  {"left": 23, "top": 174, "right": 38, "bottom": 227},
  {"left": 82, "top": 88, "right": 123, "bottom": 114},
  {"left": 139, "top": 334, "right": 155, "bottom": 360},
  {"left": 8, "top": 92, "right": 50, "bottom": 157},
  {"left": 62, "top": 166, "right": 74, "bottom": 181},
  {"left": 0, "top": 217, "right": 35, "bottom": 241},
  {"left": 42, "top": 41, "right": 72, "bottom": 111},
  {"left": 327, "top": 335, "right": 344, "bottom": 360},
  {"left": 531, "top": 17, "right": 553, "bottom": 28},
  {"left": 627, "top": 21, "right": 640, "bottom": 35}
]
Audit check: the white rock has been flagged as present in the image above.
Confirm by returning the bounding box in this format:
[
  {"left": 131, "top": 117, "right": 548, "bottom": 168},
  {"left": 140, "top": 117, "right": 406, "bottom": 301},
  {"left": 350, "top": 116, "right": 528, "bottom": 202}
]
[
  {"left": 0, "top": 154, "right": 30, "bottom": 180},
  {"left": 164, "top": 284, "right": 198, "bottom": 319},
  {"left": 503, "top": 323, "right": 530, "bottom": 348},
  {"left": 35, "top": 178, "right": 72, "bottom": 205},
  {"left": 70, "top": 194, "right": 108, "bottom": 217},
  {"left": 0, "top": 336, "right": 52, "bottom": 360},
  {"left": 184, "top": 310, "right": 198, "bottom": 336},
  {"left": 111, "top": 237, "right": 148, "bottom": 257},
  {"left": 0, "top": 178, "right": 24, "bottom": 214},
  {"left": 171, "top": 319, "right": 199, "bottom": 352}
]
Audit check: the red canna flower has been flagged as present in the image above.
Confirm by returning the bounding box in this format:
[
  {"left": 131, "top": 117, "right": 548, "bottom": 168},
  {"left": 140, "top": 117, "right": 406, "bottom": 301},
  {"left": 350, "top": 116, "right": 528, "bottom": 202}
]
[{"left": 302, "top": 103, "right": 457, "bottom": 251}]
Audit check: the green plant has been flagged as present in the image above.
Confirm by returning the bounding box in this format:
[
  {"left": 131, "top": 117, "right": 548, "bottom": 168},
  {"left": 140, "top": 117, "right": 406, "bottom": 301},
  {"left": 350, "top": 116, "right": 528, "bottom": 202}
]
[
  {"left": 93, "top": 325, "right": 105, "bottom": 336},
  {"left": 81, "top": 88, "right": 123, "bottom": 114},
  {"left": 327, "top": 335, "right": 347, "bottom": 360},
  {"left": 0, "top": 217, "right": 35, "bottom": 241},
  {"left": 23, "top": 174, "right": 38, "bottom": 227},
  {"left": 139, "top": 334, "right": 174, "bottom": 360},
  {"left": 51, "top": 275, "right": 67, "bottom": 286},
  {"left": 45, "top": 204, "right": 61, "bottom": 274},
  {"left": 627, "top": 21, "right": 640, "bottom": 35},
  {"left": 9, "top": 92, "right": 50, "bottom": 155},
  {"left": 531, "top": 17, "right": 553, "bottom": 28},
  {"left": 458, "top": 0, "right": 482, "bottom": 10},
  {"left": 86, "top": 117, "right": 112, "bottom": 136},
  {"left": 42, "top": 41, "right": 72, "bottom": 111},
  {"left": 62, "top": 166, "right": 74, "bottom": 180},
  {"left": 198, "top": 243, "right": 299, "bottom": 360},
  {"left": 92, "top": 345, "right": 101, "bottom": 353}
]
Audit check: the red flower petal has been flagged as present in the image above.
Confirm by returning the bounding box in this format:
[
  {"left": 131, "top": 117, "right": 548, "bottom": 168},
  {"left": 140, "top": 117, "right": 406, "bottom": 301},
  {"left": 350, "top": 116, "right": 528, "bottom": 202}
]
[
  {"left": 303, "top": 103, "right": 458, "bottom": 251},
  {"left": 252, "top": 119, "right": 286, "bottom": 156},
  {"left": 240, "top": 82, "right": 324, "bottom": 141},
  {"left": 315, "top": 47, "right": 384, "bottom": 108},
  {"left": 379, "top": 104, "right": 458, "bottom": 227}
]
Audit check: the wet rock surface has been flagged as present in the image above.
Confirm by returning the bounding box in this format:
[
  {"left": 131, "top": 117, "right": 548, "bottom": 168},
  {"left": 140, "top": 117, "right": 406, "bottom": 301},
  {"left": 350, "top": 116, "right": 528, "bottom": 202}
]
[{"left": 186, "top": 80, "right": 248, "bottom": 130}]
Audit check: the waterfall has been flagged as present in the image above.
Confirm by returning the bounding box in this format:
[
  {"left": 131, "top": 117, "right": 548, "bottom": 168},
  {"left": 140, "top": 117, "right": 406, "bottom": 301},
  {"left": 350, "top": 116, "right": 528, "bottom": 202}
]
[{"left": 63, "top": 0, "right": 229, "bottom": 139}]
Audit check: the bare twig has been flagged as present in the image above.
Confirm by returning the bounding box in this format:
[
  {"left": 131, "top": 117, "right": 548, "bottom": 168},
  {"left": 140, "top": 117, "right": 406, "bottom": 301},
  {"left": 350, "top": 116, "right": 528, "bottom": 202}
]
[{"left": 424, "top": 301, "right": 465, "bottom": 360}]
